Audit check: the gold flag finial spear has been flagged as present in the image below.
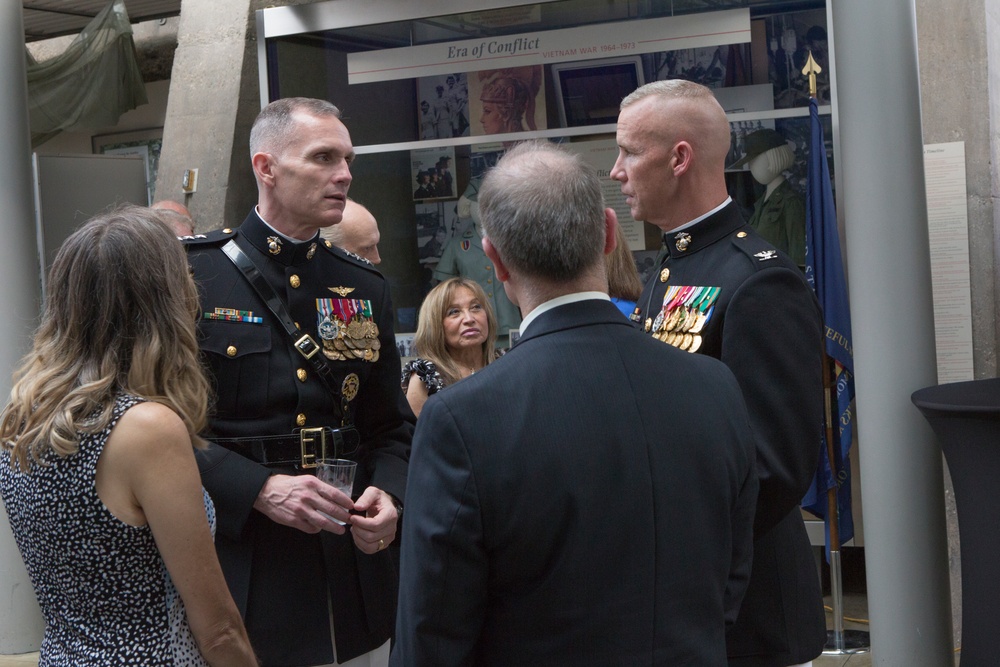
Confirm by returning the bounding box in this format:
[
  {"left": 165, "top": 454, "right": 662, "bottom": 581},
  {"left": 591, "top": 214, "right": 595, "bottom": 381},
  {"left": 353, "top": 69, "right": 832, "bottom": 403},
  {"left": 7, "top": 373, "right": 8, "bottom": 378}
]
[{"left": 801, "top": 50, "right": 822, "bottom": 100}]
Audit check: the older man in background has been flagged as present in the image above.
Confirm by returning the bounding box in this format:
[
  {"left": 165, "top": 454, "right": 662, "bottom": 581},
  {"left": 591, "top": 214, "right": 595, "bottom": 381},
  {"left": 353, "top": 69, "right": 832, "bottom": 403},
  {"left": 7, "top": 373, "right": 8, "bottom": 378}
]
[
  {"left": 320, "top": 198, "right": 382, "bottom": 265},
  {"left": 152, "top": 199, "right": 195, "bottom": 236}
]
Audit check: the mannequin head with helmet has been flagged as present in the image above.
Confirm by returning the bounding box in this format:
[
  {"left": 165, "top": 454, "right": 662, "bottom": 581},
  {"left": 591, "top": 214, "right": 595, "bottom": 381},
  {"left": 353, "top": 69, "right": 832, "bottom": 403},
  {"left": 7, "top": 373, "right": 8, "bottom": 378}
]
[{"left": 734, "top": 128, "right": 795, "bottom": 200}]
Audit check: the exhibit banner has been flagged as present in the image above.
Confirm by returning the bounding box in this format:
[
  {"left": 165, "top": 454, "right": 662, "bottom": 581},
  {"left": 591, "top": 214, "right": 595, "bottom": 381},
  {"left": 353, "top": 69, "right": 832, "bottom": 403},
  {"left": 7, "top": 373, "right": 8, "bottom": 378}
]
[
  {"left": 347, "top": 8, "right": 750, "bottom": 85},
  {"left": 563, "top": 137, "right": 644, "bottom": 250}
]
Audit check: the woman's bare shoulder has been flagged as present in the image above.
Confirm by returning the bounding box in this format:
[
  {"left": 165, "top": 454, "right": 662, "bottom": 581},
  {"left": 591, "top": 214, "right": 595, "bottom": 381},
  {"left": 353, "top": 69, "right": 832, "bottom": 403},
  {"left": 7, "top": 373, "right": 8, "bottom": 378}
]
[{"left": 110, "top": 401, "right": 189, "bottom": 454}]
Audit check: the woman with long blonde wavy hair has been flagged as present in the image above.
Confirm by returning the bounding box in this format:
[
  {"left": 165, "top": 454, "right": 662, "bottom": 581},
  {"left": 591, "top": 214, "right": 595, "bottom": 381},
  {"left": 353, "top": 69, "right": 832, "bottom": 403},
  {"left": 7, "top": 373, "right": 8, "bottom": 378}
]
[
  {"left": 401, "top": 278, "right": 499, "bottom": 417},
  {"left": 0, "top": 206, "right": 256, "bottom": 666}
]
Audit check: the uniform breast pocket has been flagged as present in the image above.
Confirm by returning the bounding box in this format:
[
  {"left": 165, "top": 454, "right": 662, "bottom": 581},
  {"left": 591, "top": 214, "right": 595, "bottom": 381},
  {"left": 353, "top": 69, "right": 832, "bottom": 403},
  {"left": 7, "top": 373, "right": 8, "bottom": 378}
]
[{"left": 199, "top": 321, "right": 272, "bottom": 419}]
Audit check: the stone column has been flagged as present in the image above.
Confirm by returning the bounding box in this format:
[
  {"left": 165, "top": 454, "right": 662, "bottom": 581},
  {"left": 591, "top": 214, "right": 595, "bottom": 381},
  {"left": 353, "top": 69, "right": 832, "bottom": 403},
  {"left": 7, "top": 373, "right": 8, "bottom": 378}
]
[
  {"left": 154, "top": 0, "right": 318, "bottom": 231},
  {"left": 0, "top": 0, "right": 46, "bottom": 654},
  {"left": 154, "top": 0, "right": 256, "bottom": 230},
  {"left": 831, "top": 1, "right": 954, "bottom": 663}
]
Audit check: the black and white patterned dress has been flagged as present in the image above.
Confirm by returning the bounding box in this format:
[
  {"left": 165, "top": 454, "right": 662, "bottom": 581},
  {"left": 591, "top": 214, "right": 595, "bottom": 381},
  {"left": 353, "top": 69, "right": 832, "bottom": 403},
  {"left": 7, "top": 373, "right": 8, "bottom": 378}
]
[
  {"left": 0, "top": 394, "right": 212, "bottom": 666},
  {"left": 401, "top": 358, "right": 447, "bottom": 397}
]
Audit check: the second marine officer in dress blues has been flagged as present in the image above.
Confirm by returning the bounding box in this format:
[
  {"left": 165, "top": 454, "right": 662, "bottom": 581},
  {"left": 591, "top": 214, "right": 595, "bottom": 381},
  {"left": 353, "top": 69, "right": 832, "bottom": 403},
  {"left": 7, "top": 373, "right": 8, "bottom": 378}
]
[
  {"left": 613, "top": 80, "right": 826, "bottom": 667},
  {"left": 185, "top": 97, "right": 412, "bottom": 667}
]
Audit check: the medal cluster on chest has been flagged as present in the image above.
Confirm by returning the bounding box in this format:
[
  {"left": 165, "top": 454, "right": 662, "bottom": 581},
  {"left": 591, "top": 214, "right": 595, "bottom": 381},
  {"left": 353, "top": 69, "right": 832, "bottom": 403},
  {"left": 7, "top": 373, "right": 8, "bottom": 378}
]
[{"left": 646, "top": 277, "right": 721, "bottom": 354}]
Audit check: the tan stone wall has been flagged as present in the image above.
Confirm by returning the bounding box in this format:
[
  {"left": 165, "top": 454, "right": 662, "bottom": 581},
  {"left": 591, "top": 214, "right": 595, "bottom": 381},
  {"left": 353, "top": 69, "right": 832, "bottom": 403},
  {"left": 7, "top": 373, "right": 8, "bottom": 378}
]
[
  {"left": 916, "top": 0, "right": 997, "bottom": 378},
  {"left": 915, "top": 0, "right": 998, "bottom": 649},
  {"left": 154, "top": 0, "right": 320, "bottom": 231}
]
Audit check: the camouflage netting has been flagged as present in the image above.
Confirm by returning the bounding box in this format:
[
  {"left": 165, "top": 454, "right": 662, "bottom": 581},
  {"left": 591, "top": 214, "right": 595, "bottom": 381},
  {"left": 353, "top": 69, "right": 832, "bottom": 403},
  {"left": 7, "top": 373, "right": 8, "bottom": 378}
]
[{"left": 27, "top": 0, "right": 147, "bottom": 148}]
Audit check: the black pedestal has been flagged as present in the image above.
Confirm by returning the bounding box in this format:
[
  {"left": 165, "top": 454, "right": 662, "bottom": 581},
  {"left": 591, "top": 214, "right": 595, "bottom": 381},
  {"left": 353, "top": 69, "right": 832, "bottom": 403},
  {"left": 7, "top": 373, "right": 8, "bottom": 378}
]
[{"left": 912, "top": 378, "right": 1000, "bottom": 667}]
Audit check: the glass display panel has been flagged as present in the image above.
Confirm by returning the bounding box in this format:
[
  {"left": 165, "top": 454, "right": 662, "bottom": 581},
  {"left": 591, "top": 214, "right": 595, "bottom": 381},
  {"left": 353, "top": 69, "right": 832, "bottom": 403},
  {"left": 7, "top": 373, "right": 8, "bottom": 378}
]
[{"left": 261, "top": 0, "right": 830, "bottom": 334}]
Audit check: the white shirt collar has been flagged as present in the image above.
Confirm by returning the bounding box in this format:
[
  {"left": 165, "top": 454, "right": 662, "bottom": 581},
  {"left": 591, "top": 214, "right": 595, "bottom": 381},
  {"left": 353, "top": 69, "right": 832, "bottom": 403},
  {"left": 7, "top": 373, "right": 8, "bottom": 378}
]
[
  {"left": 518, "top": 291, "right": 610, "bottom": 336},
  {"left": 669, "top": 196, "right": 732, "bottom": 235},
  {"left": 255, "top": 206, "right": 315, "bottom": 245}
]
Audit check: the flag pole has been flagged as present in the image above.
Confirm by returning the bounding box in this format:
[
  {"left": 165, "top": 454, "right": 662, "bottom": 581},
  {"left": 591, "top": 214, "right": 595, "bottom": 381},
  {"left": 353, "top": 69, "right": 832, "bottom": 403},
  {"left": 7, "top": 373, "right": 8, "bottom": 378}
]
[
  {"left": 820, "top": 348, "right": 868, "bottom": 654},
  {"left": 821, "top": 351, "right": 845, "bottom": 652},
  {"left": 803, "top": 50, "right": 869, "bottom": 655}
]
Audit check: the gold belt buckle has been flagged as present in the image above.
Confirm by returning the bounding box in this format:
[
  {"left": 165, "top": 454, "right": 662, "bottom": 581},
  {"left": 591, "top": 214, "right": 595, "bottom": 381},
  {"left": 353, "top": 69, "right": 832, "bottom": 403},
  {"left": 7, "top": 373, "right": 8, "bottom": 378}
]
[{"left": 300, "top": 427, "right": 327, "bottom": 469}]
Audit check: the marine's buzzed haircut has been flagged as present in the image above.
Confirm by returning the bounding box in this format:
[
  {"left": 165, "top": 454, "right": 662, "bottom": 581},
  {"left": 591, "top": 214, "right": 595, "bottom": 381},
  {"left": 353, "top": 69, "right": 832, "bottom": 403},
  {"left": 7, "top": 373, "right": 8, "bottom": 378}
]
[
  {"left": 620, "top": 78, "right": 716, "bottom": 109},
  {"left": 478, "top": 141, "right": 605, "bottom": 282},
  {"left": 249, "top": 97, "right": 342, "bottom": 157},
  {"left": 620, "top": 80, "right": 732, "bottom": 169}
]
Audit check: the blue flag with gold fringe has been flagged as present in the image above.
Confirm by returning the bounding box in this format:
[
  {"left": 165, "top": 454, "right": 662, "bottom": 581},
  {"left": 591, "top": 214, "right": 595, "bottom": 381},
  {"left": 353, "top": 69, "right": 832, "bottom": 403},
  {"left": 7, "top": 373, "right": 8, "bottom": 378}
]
[{"left": 801, "top": 97, "right": 856, "bottom": 551}]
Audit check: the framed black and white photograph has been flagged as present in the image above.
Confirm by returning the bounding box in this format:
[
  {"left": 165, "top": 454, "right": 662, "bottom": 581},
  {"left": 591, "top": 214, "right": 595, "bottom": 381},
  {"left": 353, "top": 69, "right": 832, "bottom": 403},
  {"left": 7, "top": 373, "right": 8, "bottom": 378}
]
[
  {"left": 416, "top": 73, "right": 469, "bottom": 140},
  {"left": 396, "top": 333, "right": 416, "bottom": 361},
  {"left": 415, "top": 201, "right": 461, "bottom": 265},
  {"left": 411, "top": 146, "right": 457, "bottom": 201}
]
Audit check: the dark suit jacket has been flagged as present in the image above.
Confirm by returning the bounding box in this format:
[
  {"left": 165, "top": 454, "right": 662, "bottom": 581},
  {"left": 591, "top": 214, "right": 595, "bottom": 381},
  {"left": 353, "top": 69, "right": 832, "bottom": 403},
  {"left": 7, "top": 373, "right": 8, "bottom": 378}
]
[
  {"left": 392, "top": 298, "right": 758, "bottom": 666},
  {"left": 186, "top": 211, "right": 413, "bottom": 666},
  {"left": 633, "top": 202, "right": 826, "bottom": 666}
]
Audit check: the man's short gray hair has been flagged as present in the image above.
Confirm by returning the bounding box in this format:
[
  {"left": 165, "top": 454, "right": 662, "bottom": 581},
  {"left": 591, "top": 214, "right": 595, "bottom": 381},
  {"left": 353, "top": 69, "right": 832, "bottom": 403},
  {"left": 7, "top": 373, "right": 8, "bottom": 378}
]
[
  {"left": 620, "top": 78, "right": 716, "bottom": 109},
  {"left": 479, "top": 141, "right": 605, "bottom": 282},
  {"left": 249, "top": 97, "right": 342, "bottom": 157}
]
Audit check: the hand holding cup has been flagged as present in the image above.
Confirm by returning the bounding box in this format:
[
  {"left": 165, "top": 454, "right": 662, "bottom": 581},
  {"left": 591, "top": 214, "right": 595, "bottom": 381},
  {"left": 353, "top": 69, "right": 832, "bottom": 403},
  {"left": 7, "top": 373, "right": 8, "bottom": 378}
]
[{"left": 316, "top": 458, "right": 357, "bottom": 526}]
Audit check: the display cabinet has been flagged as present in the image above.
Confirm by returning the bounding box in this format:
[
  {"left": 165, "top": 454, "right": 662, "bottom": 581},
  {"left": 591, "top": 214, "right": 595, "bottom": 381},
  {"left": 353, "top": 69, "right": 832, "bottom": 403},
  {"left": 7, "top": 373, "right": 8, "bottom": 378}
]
[{"left": 257, "top": 0, "right": 835, "bottom": 335}]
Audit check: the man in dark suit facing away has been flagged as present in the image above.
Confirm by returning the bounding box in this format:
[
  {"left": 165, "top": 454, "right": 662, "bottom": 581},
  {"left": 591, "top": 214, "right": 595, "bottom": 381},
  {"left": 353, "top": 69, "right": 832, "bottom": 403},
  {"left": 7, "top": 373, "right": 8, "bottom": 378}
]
[{"left": 391, "top": 140, "right": 759, "bottom": 667}]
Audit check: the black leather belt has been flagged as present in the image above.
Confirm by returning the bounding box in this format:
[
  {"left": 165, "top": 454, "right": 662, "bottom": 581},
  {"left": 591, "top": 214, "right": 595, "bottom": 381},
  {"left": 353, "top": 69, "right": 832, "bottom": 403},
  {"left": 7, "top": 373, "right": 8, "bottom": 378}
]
[{"left": 210, "top": 426, "right": 360, "bottom": 469}]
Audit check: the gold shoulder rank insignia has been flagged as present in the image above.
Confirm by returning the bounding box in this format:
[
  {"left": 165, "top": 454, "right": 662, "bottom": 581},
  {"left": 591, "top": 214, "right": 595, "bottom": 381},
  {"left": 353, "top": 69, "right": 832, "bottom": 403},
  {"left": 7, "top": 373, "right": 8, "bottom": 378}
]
[{"left": 328, "top": 287, "right": 355, "bottom": 297}]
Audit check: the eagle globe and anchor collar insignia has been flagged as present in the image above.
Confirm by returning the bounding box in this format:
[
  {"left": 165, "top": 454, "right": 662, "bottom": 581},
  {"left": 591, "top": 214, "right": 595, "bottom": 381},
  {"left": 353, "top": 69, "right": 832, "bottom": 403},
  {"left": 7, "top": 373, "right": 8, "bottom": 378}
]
[
  {"left": 674, "top": 232, "right": 692, "bottom": 252},
  {"left": 266, "top": 235, "right": 283, "bottom": 255}
]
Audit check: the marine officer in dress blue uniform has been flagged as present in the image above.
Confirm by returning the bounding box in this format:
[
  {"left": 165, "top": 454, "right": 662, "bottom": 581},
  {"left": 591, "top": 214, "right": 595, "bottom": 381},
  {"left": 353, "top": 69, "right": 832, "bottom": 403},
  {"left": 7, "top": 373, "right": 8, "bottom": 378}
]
[
  {"left": 185, "top": 97, "right": 412, "bottom": 667},
  {"left": 613, "top": 80, "right": 826, "bottom": 667}
]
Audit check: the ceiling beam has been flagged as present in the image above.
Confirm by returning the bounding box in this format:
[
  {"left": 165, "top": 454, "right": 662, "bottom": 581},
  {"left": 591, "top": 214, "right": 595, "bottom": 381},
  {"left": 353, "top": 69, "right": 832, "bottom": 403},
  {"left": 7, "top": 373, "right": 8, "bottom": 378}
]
[{"left": 22, "top": 4, "right": 99, "bottom": 19}]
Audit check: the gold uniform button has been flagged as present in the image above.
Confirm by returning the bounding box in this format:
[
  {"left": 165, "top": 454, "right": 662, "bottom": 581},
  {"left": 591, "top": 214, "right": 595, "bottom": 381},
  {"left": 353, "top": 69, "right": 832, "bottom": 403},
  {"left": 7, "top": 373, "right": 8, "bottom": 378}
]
[
  {"left": 659, "top": 268, "right": 670, "bottom": 283},
  {"left": 324, "top": 240, "right": 333, "bottom": 248},
  {"left": 289, "top": 275, "right": 301, "bottom": 288},
  {"left": 296, "top": 413, "right": 307, "bottom": 426},
  {"left": 222, "top": 228, "right": 232, "bottom": 233},
  {"left": 226, "top": 345, "right": 237, "bottom": 357},
  {"left": 296, "top": 368, "right": 307, "bottom": 382},
  {"left": 737, "top": 231, "right": 748, "bottom": 238}
]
